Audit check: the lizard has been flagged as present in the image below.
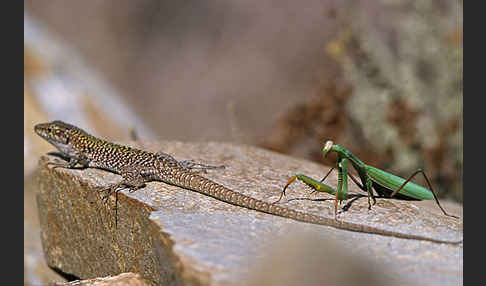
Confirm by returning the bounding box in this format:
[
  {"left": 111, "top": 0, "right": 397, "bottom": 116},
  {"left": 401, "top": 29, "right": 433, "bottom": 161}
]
[{"left": 34, "top": 120, "right": 462, "bottom": 244}]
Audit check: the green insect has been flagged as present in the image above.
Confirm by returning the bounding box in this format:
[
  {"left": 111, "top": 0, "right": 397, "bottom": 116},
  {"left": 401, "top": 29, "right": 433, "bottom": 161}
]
[{"left": 275, "top": 140, "right": 459, "bottom": 218}]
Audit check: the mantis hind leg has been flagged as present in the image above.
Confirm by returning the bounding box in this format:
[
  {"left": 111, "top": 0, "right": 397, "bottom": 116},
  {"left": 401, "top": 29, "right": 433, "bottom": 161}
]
[
  {"left": 390, "top": 169, "right": 459, "bottom": 218},
  {"left": 346, "top": 171, "right": 376, "bottom": 203}
]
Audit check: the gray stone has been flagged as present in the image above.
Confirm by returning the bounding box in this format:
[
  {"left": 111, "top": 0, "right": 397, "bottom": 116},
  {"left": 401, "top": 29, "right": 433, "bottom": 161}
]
[
  {"left": 49, "top": 272, "right": 148, "bottom": 286},
  {"left": 37, "top": 141, "right": 462, "bottom": 286}
]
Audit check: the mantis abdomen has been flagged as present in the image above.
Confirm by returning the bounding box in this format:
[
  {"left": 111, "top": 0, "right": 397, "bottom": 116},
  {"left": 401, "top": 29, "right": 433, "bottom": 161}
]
[{"left": 366, "top": 165, "right": 434, "bottom": 200}]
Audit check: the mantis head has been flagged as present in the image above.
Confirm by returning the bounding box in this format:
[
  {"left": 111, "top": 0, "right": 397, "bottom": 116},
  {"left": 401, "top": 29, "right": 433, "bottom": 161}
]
[{"left": 322, "top": 140, "right": 334, "bottom": 157}]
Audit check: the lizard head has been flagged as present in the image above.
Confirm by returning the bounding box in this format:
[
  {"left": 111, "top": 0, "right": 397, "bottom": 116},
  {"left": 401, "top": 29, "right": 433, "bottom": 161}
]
[{"left": 34, "top": 120, "right": 76, "bottom": 148}]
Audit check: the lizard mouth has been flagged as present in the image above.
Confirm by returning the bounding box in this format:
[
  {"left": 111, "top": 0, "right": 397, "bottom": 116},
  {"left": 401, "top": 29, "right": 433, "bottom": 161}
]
[
  {"left": 34, "top": 121, "right": 70, "bottom": 145},
  {"left": 34, "top": 123, "right": 49, "bottom": 138}
]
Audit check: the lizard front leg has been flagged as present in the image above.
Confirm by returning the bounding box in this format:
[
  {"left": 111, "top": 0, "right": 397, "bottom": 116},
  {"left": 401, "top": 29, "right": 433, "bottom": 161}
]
[{"left": 46, "top": 155, "right": 89, "bottom": 170}]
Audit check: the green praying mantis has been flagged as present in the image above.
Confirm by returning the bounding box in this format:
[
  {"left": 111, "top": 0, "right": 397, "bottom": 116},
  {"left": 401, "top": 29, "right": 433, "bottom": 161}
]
[{"left": 274, "top": 140, "right": 459, "bottom": 219}]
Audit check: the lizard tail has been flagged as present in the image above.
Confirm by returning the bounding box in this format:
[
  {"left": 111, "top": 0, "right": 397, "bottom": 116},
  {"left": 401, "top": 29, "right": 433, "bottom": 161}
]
[{"left": 172, "top": 170, "right": 462, "bottom": 245}]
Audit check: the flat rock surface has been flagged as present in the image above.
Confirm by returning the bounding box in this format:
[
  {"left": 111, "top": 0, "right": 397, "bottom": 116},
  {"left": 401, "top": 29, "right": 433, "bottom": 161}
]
[
  {"left": 37, "top": 141, "right": 463, "bottom": 286},
  {"left": 51, "top": 272, "right": 148, "bottom": 286}
]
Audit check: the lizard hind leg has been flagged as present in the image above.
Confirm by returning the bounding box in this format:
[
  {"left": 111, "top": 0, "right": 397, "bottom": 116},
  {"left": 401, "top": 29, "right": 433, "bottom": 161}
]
[
  {"left": 96, "top": 166, "right": 147, "bottom": 200},
  {"left": 156, "top": 151, "right": 225, "bottom": 173},
  {"left": 97, "top": 182, "right": 130, "bottom": 204},
  {"left": 97, "top": 168, "right": 148, "bottom": 228},
  {"left": 96, "top": 182, "right": 126, "bottom": 229},
  {"left": 178, "top": 159, "right": 225, "bottom": 173},
  {"left": 97, "top": 180, "right": 145, "bottom": 228}
]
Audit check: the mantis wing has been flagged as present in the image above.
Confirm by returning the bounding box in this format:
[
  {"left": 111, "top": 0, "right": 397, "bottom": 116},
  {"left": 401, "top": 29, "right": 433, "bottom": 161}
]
[{"left": 365, "top": 165, "right": 434, "bottom": 200}]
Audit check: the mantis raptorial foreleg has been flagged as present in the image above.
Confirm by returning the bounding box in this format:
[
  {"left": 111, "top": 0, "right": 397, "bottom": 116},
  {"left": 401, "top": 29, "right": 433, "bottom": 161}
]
[{"left": 274, "top": 159, "right": 350, "bottom": 216}]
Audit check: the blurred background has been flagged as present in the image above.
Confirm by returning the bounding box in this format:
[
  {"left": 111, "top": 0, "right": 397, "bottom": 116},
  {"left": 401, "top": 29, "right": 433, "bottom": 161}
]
[{"left": 24, "top": 0, "right": 462, "bottom": 284}]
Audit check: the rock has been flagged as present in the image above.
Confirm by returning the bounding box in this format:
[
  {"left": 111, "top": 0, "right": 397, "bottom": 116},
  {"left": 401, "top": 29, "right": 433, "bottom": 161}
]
[
  {"left": 36, "top": 141, "right": 462, "bottom": 285},
  {"left": 49, "top": 272, "right": 148, "bottom": 286},
  {"left": 246, "top": 232, "right": 388, "bottom": 286}
]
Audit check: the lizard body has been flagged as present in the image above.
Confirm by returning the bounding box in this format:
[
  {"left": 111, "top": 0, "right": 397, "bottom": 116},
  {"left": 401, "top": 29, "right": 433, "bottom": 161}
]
[{"left": 34, "top": 121, "right": 461, "bottom": 244}]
